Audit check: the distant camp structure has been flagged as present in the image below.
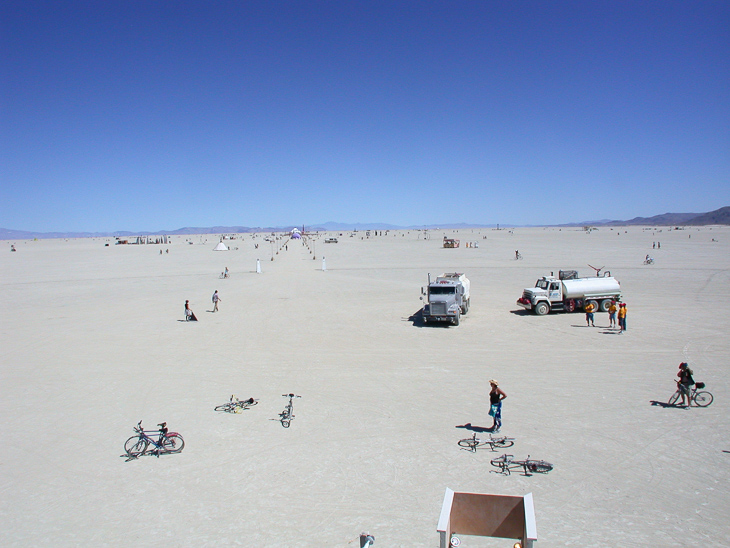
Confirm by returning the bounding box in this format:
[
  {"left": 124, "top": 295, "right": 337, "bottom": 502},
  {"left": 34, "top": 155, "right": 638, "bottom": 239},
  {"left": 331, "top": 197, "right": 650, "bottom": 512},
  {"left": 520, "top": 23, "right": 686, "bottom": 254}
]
[
  {"left": 115, "top": 235, "right": 170, "bottom": 245},
  {"left": 213, "top": 241, "right": 228, "bottom": 251},
  {"left": 443, "top": 237, "right": 460, "bottom": 248}
]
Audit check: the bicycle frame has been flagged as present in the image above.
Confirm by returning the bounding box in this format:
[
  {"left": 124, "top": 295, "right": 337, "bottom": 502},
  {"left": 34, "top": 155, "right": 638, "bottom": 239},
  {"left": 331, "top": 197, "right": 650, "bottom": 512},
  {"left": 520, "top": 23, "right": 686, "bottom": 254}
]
[
  {"left": 125, "top": 421, "right": 184, "bottom": 459},
  {"left": 279, "top": 393, "right": 300, "bottom": 427}
]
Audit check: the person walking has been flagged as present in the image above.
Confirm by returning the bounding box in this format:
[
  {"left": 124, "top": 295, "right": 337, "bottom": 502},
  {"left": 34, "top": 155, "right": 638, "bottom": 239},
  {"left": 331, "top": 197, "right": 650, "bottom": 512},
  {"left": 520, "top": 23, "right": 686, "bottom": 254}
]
[
  {"left": 488, "top": 380, "right": 507, "bottom": 432},
  {"left": 608, "top": 300, "right": 618, "bottom": 328},
  {"left": 212, "top": 290, "right": 221, "bottom": 312},
  {"left": 676, "top": 362, "right": 695, "bottom": 407},
  {"left": 618, "top": 302, "right": 627, "bottom": 333},
  {"left": 585, "top": 301, "right": 596, "bottom": 327},
  {"left": 185, "top": 300, "right": 198, "bottom": 321}
]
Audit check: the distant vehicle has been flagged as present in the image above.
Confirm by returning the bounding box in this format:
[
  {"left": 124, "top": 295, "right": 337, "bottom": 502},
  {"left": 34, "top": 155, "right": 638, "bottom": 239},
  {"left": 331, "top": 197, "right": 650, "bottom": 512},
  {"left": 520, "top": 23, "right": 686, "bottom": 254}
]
[
  {"left": 516, "top": 270, "right": 621, "bottom": 315},
  {"left": 324, "top": 238, "right": 338, "bottom": 243},
  {"left": 420, "top": 273, "right": 471, "bottom": 326},
  {"left": 443, "top": 238, "right": 460, "bottom": 248}
]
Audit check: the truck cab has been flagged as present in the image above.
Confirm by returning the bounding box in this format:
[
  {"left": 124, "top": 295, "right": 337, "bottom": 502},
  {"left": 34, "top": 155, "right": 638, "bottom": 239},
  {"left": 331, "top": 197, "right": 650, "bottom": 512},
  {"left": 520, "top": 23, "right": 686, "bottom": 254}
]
[{"left": 421, "top": 273, "right": 470, "bottom": 325}]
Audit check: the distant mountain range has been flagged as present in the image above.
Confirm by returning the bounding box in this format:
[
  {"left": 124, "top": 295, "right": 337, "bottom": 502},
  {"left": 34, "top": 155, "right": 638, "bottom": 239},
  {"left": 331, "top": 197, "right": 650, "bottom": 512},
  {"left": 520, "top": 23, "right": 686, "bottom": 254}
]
[{"left": 2, "top": 207, "right": 728, "bottom": 240}]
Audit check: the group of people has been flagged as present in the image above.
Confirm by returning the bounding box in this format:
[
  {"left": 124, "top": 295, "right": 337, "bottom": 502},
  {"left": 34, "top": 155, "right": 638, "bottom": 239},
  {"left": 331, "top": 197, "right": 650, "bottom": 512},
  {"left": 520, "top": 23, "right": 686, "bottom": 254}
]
[
  {"left": 184, "top": 290, "right": 222, "bottom": 321},
  {"left": 584, "top": 300, "right": 627, "bottom": 332}
]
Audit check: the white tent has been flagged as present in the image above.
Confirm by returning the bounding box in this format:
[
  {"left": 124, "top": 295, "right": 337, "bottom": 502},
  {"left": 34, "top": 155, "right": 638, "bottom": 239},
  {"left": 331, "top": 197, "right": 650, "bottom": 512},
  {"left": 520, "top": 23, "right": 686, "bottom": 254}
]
[{"left": 213, "top": 242, "right": 228, "bottom": 251}]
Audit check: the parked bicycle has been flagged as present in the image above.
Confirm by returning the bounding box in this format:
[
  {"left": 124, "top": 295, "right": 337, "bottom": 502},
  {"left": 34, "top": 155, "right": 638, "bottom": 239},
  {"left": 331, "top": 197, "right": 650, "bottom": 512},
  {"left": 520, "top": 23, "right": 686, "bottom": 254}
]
[
  {"left": 490, "top": 454, "right": 553, "bottom": 476},
  {"left": 124, "top": 421, "right": 185, "bottom": 459},
  {"left": 215, "top": 395, "right": 258, "bottom": 413},
  {"left": 279, "top": 393, "right": 301, "bottom": 427},
  {"left": 668, "top": 381, "right": 713, "bottom": 407},
  {"left": 458, "top": 432, "right": 515, "bottom": 452}
]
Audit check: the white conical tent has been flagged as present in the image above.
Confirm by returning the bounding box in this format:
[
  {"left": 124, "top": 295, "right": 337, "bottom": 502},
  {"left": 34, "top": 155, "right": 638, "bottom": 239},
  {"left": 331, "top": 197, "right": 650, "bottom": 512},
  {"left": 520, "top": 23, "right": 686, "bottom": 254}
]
[{"left": 213, "top": 241, "right": 228, "bottom": 251}]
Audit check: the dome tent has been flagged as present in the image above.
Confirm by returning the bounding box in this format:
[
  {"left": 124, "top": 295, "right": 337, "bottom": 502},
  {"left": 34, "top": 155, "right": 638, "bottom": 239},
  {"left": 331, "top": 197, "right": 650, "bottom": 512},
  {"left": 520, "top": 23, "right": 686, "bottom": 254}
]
[{"left": 213, "top": 241, "right": 228, "bottom": 251}]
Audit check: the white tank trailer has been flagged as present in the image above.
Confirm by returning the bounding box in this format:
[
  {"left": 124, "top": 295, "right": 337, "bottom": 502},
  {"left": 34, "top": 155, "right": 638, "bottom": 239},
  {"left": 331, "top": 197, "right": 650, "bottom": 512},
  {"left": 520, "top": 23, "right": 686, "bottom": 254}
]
[{"left": 516, "top": 270, "right": 621, "bottom": 315}]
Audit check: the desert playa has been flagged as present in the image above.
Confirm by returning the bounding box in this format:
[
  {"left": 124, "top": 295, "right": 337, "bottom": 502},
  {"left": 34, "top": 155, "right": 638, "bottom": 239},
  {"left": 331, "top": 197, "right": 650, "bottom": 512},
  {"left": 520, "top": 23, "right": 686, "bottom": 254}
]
[{"left": 1, "top": 226, "right": 729, "bottom": 547}]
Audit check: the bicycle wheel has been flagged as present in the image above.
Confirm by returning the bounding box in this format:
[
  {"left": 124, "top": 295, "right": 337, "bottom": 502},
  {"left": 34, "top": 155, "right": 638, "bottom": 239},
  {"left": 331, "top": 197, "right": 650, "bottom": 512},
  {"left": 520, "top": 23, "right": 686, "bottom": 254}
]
[
  {"left": 668, "top": 391, "right": 680, "bottom": 405},
  {"left": 490, "top": 454, "right": 511, "bottom": 466},
  {"left": 693, "top": 391, "right": 713, "bottom": 407},
  {"left": 492, "top": 439, "right": 515, "bottom": 449},
  {"left": 215, "top": 403, "right": 235, "bottom": 413},
  {"left": 527, "top": 460, "right": 553, "bottom": 474},
  {"left": 281, "top": 419, "right": 290, "bottom": 428},
  {"left": 458, "top": 439, "right": 479, "bottom": 450},
  {"left": 125, "top": 436, "right": 148, "bottom": 457},
  {"left": 161, "top": 434, "right": 185, "bottom": 453}
]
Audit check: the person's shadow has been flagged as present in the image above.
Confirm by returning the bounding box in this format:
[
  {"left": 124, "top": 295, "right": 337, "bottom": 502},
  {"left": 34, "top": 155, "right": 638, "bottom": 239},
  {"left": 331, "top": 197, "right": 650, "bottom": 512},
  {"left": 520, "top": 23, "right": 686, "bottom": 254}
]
[
  {"left": 455, "top": 422, "right": 495, "bottom": 433},
  {"left": 650, "top": 400, "right": 685, "bottom": 408}
]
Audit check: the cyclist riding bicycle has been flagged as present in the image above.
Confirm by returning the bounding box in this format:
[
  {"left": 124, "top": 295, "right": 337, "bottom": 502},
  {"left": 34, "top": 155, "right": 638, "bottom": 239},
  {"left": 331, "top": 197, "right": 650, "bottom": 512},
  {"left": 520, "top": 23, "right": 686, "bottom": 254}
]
[{"left": 677, "top": 362, "right": 695, "bottom": 407}]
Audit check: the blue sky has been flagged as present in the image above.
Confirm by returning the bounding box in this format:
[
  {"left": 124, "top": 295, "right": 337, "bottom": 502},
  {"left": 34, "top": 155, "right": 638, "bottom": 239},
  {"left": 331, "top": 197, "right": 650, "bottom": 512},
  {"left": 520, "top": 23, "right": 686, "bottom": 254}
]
[{"left": 2, "top": 1, "right": 728, "bottom": 232}]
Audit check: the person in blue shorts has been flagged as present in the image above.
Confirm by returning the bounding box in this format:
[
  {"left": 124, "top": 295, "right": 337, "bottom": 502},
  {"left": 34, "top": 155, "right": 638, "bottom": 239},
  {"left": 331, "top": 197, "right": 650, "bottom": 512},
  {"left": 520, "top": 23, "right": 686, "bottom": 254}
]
[{"left": 488, "top": 379, "right": 507, "bottom": 432}]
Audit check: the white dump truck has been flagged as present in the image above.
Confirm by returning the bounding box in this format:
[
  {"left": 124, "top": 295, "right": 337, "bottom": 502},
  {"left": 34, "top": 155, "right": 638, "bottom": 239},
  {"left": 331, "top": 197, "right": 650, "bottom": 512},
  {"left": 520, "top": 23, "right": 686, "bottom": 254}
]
[
  {"left": 516, "top": 270, "right": 621, "bottom": 315},
  {"left": 421, "top": 273, "right": 471, "bottom": 325}
]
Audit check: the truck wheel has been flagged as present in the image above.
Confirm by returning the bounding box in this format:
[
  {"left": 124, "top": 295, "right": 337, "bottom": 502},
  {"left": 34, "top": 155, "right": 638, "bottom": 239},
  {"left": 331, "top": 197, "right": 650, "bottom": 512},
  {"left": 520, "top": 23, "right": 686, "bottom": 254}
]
[
  {"left": 534, "top": 302, "right": 549, "bottom": 316},
  {"left": 586, "top": 299, "right": 599, "bottom": 311},
  {"left": 453, "top": 312, "right": 460, "bottom": 326},
  {"left": 462, "top": 299, "right": 469, "bottom": 314},
  {"left": 599, "top": 299, "right": 611, "bottom": 312}
]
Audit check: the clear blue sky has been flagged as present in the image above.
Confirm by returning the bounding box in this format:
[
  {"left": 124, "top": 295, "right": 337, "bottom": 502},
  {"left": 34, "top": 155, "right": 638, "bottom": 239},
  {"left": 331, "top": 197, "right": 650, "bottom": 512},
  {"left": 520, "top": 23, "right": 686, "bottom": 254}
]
[{"left": 2, "top": 1, "right": 728, "bottom": 232}]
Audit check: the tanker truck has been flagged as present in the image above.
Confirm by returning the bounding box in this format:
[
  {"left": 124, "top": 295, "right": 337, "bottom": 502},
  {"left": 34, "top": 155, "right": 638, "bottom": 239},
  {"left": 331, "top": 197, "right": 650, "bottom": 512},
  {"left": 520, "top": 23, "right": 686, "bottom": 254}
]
[
  {"left": 420, "top": 272, "right": 470, "bottom": 326},
  {"left": 516, "top": 270, "right": 621, "bottom": 315}
]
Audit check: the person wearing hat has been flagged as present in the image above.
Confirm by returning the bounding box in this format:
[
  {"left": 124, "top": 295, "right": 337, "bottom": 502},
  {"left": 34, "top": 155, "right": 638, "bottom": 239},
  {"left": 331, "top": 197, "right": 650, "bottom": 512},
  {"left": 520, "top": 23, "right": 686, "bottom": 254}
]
[
  {"left": 608, "top": 300, "right": 618, "bottom": 328},
  {"left": 618, "top": 302, "right": 627, "bottom": 333},
  {"left": 677, "top": 362, "right": 694, "bottom": 407},
  {"left": 488, "top": 380, "right": 507, "bottom": 432}
]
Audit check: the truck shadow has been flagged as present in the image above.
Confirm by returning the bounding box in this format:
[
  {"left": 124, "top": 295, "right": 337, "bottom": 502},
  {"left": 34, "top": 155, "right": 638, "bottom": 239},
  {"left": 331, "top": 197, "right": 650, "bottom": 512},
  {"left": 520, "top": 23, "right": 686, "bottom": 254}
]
[
  {"left": 508, "top": 309, "right": 532, "bottom": 316},
  {"left": 407, "top": 308, "right": 454, "bottom": 327}
]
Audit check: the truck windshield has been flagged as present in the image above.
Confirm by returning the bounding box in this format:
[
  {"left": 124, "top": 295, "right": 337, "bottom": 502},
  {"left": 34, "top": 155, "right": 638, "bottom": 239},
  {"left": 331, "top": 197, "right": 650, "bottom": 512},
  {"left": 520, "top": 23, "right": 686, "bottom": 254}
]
[
  {"left": 430, "top": 286, "right": 456, "bottom": 295},
  {"left": 535, "top": 279, "right": 549, "bottom": 290}
]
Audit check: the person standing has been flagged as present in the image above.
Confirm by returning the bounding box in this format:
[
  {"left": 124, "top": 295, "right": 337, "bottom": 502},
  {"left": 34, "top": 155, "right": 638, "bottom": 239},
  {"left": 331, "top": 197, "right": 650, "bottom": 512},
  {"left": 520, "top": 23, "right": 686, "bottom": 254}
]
[
  {"left": 618, "top": 303, "right": 627, "bottom": 333},
  {"left": 488, "top": 380, "right": 507, "bottom": 432},
  {"left": 212, "top": 290, "right": 221, "bottom": 312},
  {"left": 677, "top": 362, "right": 695, "bottom": 407},
  {"left": 608, "top": 300, "right": 618, "bottom": 328},
  {"left": 585, "top": 301, "right": 596, "bottom": 327}
]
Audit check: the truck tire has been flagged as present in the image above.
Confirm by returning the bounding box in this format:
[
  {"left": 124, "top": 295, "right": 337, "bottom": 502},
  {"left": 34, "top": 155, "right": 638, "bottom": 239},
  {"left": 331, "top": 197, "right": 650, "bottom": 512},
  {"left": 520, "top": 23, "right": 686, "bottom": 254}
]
[
  {"left": 462, "top": 299, "right": 470, "bottom": 315},
  {"left": 534, "top": 301, "right": 550, "bottom": 316},
  {"left": 599, "top": 299, "right": 611, "bottom": 312},
  {"left": 453, "top": 312, "right": 460, "bottom": 326},
  {"left": 586, "top": 299, "right": 599, "bottom": 312}
]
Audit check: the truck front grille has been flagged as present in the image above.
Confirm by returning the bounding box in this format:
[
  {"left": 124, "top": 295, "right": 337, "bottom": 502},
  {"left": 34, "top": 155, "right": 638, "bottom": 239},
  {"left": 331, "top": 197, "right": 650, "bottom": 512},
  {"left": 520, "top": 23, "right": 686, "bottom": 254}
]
[{"left": 431, "top": 302, "right": 447, "bottom": 315}]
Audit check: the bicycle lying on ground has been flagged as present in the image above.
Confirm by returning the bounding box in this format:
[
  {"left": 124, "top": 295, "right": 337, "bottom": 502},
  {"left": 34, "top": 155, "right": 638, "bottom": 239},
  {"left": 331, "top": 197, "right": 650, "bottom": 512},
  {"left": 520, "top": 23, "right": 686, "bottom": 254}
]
[
  {"left": 668, "top": 381, "right": 713, "bottom": 407},
  {"left": 458, "top": 432, "right": 515, "bottom": 452},
  {"left": 490, "top": 454, "right": 553, "bottom": 476},
  {"left": 215, "top": 395, "right": 258, "bottom": 413},
  {"left": 279, "top": 393, "right": 301, "bottom": 427},
  {"left": 643, "top": 258, "right": 654, "bottom": 265},
  {"left": 124, "top": 421, "right": 185, "bottom": 459}
]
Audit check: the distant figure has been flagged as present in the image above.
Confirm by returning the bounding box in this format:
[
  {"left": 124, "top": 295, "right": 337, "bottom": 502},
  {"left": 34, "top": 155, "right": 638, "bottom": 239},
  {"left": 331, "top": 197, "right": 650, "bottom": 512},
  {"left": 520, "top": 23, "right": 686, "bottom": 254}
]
[
  {"left": 166, "top": 249, "right": 169, "bottom": 254},
  {"left": 676, "top": 362, "right": 695, "bottom": 407},
  {"left": 608, "top": 300, "right": 618, "bottom": 328},
  {"left": 185, "top": 300, "right": 198, "bottom": 321},
  {"left": 488, "top": 380, "right": 506, "bottom": 432},
  {"left": 212, "top": 290, "right": 221, "bottom": 312},
  {"left": 653, "top": 242, "right": 656, "bottom": 249},
  {"left": 224, "top": 266, "right": 229, "bottom": 278},
  {"left": 160, "top": 249, "right": 163, "bottom": 255},
  {"left": 657, "top": 242, "right": 661, "bottom": 249},
  {"left": 515, "top": 250, "right": 519, "bottom": 260},
  {"left": 618, "top": 303, "right": 627, "bottom": 333},
  {"left": 585, "top": 301, "right": 596, "bottom": 327},
  {"left": 10, "top": 245, "right": 16, "bottom": 252}
]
